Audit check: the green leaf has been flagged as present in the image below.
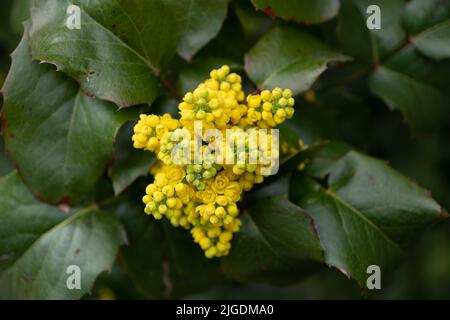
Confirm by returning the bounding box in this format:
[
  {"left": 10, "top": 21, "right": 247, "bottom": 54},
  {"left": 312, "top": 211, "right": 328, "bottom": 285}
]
[
  {"left": 245, "top": 25, "right": 349, "bottom": 95},
  {"left": 109, "top": 122, "right": 155, "bottom": 195},
  {"left": 405, "top": 0, "right": 450, "bottom": 60},
  {"left": 0, "top": 1, "right": 20, "bottom": 50},
  {"left": 250, "top": 0, "right": 340, "bottom": 24},
  {"left": 0, "top": 136, "right": 14, "bottom": 177},
  {"left": 338, "top": 0, "right": 406, "bottom": 63},
  {"left": 233, "top": 0, "right": 273, "bottom": 42},
  {"left": 112, "top": 189, "right": 221, "bottom": 298},
  {"left": 221, "top": 196, "right": 324, "bottom": 284},
  {"left": 161, "top": 221, "right": 221, "bottom": 297},
  {"left": 413, "top": 21, "right": 450, "bottom": 60},
  {"left": 29, "top": 0, "right": 168, "bottom": 108},
  {"left": 299, "top": 188, "right": 404, "bottom": 287},
  {"left": 291, "top": 144, "right": 446, "bottom": 286},
  {"left": 164, "top": 0, "right": 230, "bottom": 61},
  {"left": 403, "top": 0, "right": 450, "bottom": 35},
  {"left": 71, "top": 0, "right": 180, "bottom": 70},
  {"left": 113, "top": 192, "right": 165, "bottom": 297},
  {"left": 10, "top": 0, "right": 33, "bottom": 35},
  {"left": 282, "top": 89, "right": 372, "bottom": 147},
  {"left": 369, "top": 47, "right": 450, "bottom": 132},
  {"left": 0, "top": 172, "right": 66, "bottom": 271},
  {"left": 2, "top": 23, "right": 127, "bottom": 203},
  {"left": 0, "top": 173, "right": 126, "bottom": 299},
  {"left": 319, "top": 150, "right": 444, "bottom": 244}
]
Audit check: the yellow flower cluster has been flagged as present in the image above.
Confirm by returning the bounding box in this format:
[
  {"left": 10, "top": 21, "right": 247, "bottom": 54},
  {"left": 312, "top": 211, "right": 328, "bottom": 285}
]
[
  {"left": 132, "top": 114, "right": 179, "bottom": 152},
  {"left": 132, "top": 65, "right": 296, "bottom": 258}
]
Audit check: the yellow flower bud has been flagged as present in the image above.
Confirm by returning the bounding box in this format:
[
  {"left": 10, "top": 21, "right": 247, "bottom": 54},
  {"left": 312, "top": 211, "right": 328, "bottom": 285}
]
[
  {"left": 276, "top": 108, "right": 286, "bottom": 119},
  {"left": 260, "top": 90, "right": 272, "bottom": 101},
  {"left": 220, "top": 81, "right": 231, "bottom": 91},
  {"left": 220, "top": 231, "right": 233, "bottom": 243},
  {"left": 272, "top": 88, "right": 282, "bottom": 99},
  {"left": 283, "top": 88, "right": 292, "bottom": 98},
  {"left": 199, "top": 237, "right": 212, "bottom": 249},
  {"left": 205, "top": 246, "right": 218, "bottom": 258},
  {"left": 227, "top": 204, "right": 239, "bottom": 216},
  {"left": 166, "top": 198, "right": 177, "bottom": 209},
  {"left": 158, "top": 204, "right": 167, "bottom": 214},
  {"left": 247, "top": 95, "right": 262, "bottom": 109},
  {"left": 146, "top": 184, "right": 157, "bottom": 195},
  {"left": 142, "top": 195, "right": 152, "bottom": 204},
  {"left": 153, "top": 191, "right": 164, "bottom": 202},
  {"left": 207, "top": 227, "right": 221, "bottom": 238},
  {"left": 210, "top": 69, "right": 219, "bottom": 80}
]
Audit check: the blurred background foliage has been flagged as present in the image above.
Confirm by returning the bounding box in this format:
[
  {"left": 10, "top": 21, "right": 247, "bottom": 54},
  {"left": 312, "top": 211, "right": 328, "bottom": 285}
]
[{"left": 1, "top": 0, "right": 449, "bottom": 299}]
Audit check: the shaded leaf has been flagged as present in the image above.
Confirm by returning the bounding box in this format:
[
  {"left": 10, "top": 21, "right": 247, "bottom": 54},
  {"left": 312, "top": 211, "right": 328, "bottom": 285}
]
[
  {"left": 165, "top": 0, "right": 230, "bottom": 61},
  {"left": 245, "top": 25, "right": 348, "bottom": 94},
  {"left": 405, "top": 0, "right": 450, "bottom": 60},
  {"left": 413, "top": 21, "right": 450, "bottom": 60},
  {"left": 112, "top": 189, "right": 221, "bottom": 298},
  {"left": 369, "top": 47, "right": 450, "bottom": 132},
  {"left": 250, "top": 0, "right": 340, "bottom": 24},
  {"left": 233, "top": 0, "right": 273, "bottom": 42},
  {"left": 290, "top": 143, "right": 445, "bottom": 286},
  {"left": 109, "top": 122, "right": 155, "bottom": 195},
  {"left": 403, "top": 0, "right": 450, "bottom": 35},
  {"left": 10, "top": 0, "right": 32, "bottom": 35},
  {"left": 282, "top": 89, "right": 372, "bottom": 148},
  {"left": 338, "top": 0, "right": 406, "bottom": 63},
  {"left": 221, "top": 196, "right": 323, "bottom": 284}
]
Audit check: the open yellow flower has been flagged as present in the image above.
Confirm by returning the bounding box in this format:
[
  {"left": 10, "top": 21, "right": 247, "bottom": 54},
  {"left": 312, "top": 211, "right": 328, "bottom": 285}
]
[{"left": 211, "top": 173, "right": 230, "bottom": 194}]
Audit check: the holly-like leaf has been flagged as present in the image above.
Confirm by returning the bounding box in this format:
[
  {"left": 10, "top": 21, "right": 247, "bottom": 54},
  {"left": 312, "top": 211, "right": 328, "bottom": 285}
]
[
  {"left": 2, "top": 23, "right": 128, "bottom": 203},
  {"left": 221, "top": 196, "right": 324, "bottom": 284},
  {"left": 405, "top": 0, "right": 450, "bottom": 60},
  {"left": 250, "top": 0, "right": 340, "bottom": 24},
  {"left": 70, "top": 0, "right": 180, "bottom": 70},
  {"left": 164, "top": 0, "right": 230, "bottom": 61},
  {"left": 0, "top": 172, "right": 126, "bottom": 299},
  {"left": 0, "top": 172, "right": 66, "bottom": 271},
  {"left": 245, "top": 25, "right": 349, "bottom": 94},
  {"left": 109, "top": 122, "right": 155, "bottom": 195},
  {"left": 299, "top": 188, "right": 404, "bottom": 287},
  {"left": 338, "top": 0, "right": 406, "bottom": 63},
  {"left": 291, "top": 143, "right": 446, "bottom": 286},
  {"left": 112, "top": 189, "right": 221, "bottom": 298},
  {"left": 369, "top": 47, "right": 450, "bottom": 132},
  {"left": 314, "top": 150, "right": 444, "bottom": 244},
  {"left": 29, "top": 0, "right": 169, "bottom": 108}
]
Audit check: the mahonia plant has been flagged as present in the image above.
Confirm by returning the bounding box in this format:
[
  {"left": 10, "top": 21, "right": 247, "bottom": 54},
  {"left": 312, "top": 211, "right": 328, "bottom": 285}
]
[{"left": 131, "top": 65, "right": 295, "bottom": 258}]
